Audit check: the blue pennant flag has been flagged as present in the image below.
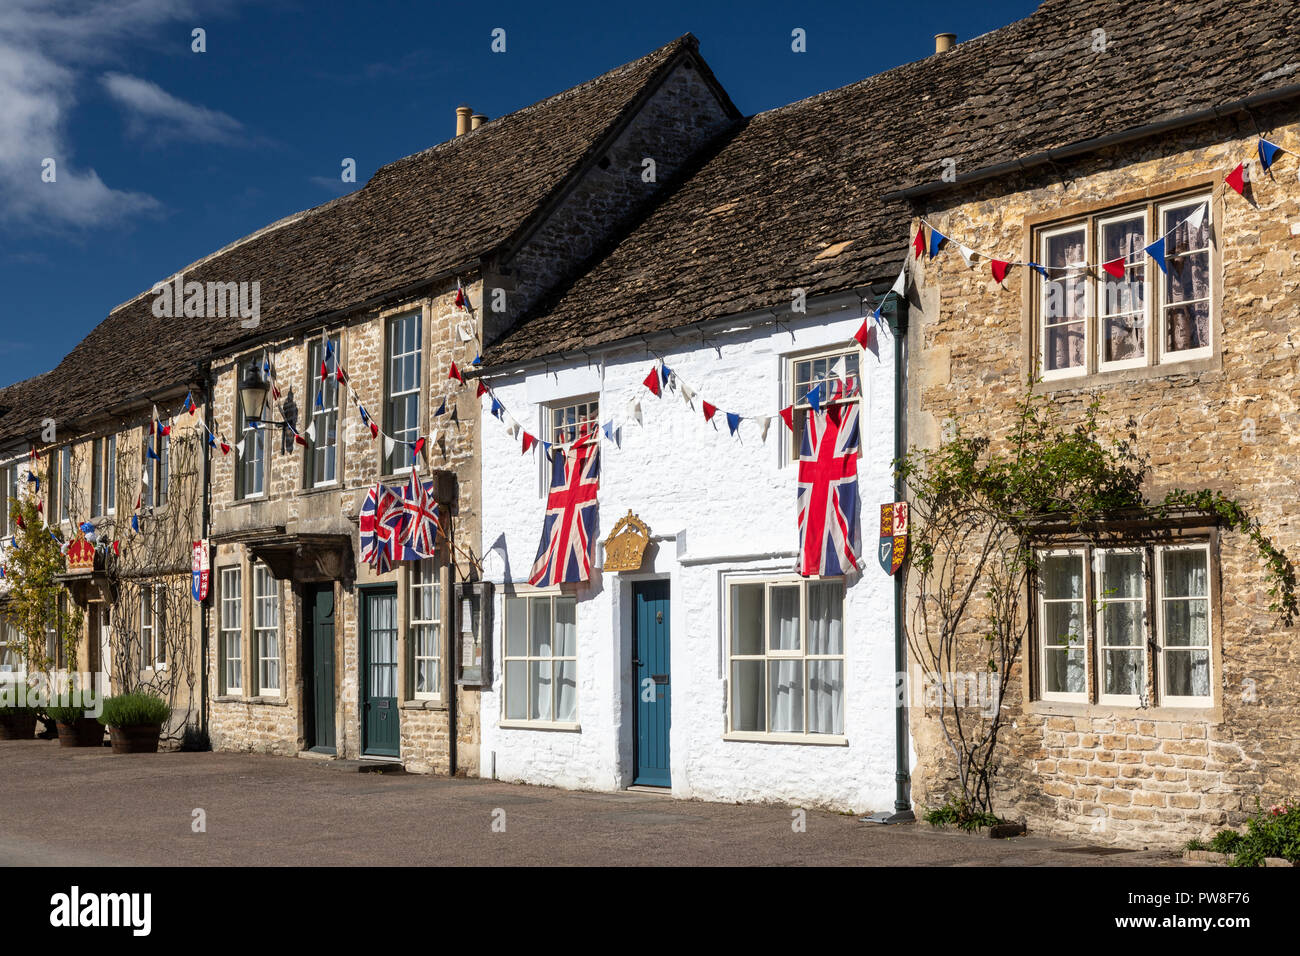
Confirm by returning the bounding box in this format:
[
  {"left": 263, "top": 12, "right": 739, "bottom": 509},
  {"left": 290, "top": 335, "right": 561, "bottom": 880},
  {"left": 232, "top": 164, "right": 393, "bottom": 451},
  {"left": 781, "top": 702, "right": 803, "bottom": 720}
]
[
  {"left": 314, "top": 388, "right": 323, "bottom": 410},
  {"left": 872, "top": 306, "right": 883, "bottom": 325},
  {"left": 249, "top": 420, "right": 261, "bottom": 430},
  {"left": 359, "top": 406, "right": 369, "bottom": 424},
  {"left": 1259, "top": 139, "right": 1283, "bottom": 172},
  {"left": 1029, "top": 262, "right": 1050, "bottom": 280},
  {"left": 660, "top": 363, "right": 672, "bottom": 386},
  {"left": 1145, "top": 237, "right": 1168, "bottom": 274},
  {"left": 602, "top": 422, "right": 614, "bottom": 441},
  {"left": 726, "top": 412, "right": 742, "bottom": 436},
  {"left": 324, "top": 340, "right": 334, "bottom": 357},
  {"left": 471, "top": 354, "right": 482, "bottom": 367},
  {"left": 131, "top": 514, "right": 140, "bottom": 533},
  {"left": 208, "top": 433, "right": 217, "bottom": 448},
  {"left": 146, "top": 444, "right": 160, "bottom": 461},
  {"left": 490, "top": 397, "right": 504, "bottom": 420},
  {"left": 26, "top": 472, "right": 39, "bottom": 491},
  {"left": 434, "top": 398, "right": 446, "bottom": 417},
  {"left": 806, "top": 383, "right": 823, "bottom": 414},
  {"left": 928, "top": 228, "right": 946, "bottom": 258}
]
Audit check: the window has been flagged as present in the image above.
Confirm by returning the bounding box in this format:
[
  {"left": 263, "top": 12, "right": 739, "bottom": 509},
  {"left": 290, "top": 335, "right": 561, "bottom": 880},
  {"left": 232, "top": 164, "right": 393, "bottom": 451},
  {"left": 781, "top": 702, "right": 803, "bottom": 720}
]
[
  {"left": 503, "top": 594, "right": 576, "bottom": 723},
  {"left": 1033, "top": 543, "right": 1214, "bottom": 708},
  {"left": 140, "top": 584, "right": 166, "bottom": 670},
  {"left": 1034, "top": 191, "right": 1212, "bottom": 379},
  {"left": 44, "top": 594, "right": 66, "bottom": 669},
  {"left": 143, "top": 429, "right": 169, "bottom": 510},
  {"left": 219, "top": 567, "right": 243, "bottom": 695},
  {"left": 56, "top": 445, "right": 72, "bottom": 523},
  {"left": 542, "top": 397, "right": 599, "bottom": 492},
  {"left": 254, "top": 564, "right": 280, "bottom": 695},
  {"left": 786, "top": 348, "right": 860, "bottom": 459},
  {"left": 236, "top": 393, "right": 266, "bottom": 499},
  {"left": 409, "top": 559, "right": 440, "bottom": 699},
  {"left": 0, "top": 618, "right": 22, "bottom": 674},
  {"left": 306, "top": 335, "right": 341, "bottom": 487},
  {"left": 0, "top": 462, "right": 15, "bottom": 535},
  {"left": 727, "top": 577, "right": 845, "bottom": 737},
  {"left": 384, "top": 311, "right": 422, "bottom": 474},
  {"left": 90, "top": 435, "right": 117, "bottom": 517}
]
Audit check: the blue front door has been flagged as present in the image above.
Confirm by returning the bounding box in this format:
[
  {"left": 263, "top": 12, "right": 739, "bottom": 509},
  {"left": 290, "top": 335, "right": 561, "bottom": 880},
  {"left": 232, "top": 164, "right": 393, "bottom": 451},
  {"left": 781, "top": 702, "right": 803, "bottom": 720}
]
[{"left": 633, "top": 580, "right": 671, "bottom": 787}]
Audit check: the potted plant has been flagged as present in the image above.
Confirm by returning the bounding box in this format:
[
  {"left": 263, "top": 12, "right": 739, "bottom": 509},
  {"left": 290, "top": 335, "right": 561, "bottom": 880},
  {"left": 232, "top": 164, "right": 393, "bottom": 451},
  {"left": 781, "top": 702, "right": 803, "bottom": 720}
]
[
  {"left": 0, "top": 702, "right": 39, "bottom": 740},
  {"left": 47, "top": 691, "right": 105, "bottom": 748},
  {"left": 98, "top": 691, "right": 170, "bottom": 754}
]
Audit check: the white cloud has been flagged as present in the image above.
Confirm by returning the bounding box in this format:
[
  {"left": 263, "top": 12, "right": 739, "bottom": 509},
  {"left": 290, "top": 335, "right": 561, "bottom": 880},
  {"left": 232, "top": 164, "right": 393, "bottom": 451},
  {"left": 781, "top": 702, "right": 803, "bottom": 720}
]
[
  {"left": 102, "top": 71, "right": 244, "bottom": 144},
  {"left": 0, "top": 0, "right": 239, "bottom": 233}
]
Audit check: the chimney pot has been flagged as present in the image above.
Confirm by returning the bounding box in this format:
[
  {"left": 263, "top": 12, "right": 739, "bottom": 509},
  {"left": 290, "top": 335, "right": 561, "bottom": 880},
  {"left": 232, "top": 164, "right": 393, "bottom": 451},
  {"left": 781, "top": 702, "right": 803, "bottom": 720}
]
[
  {"left": 456, "top": 105, "right": 473, "bottom": 136},
  {"left": 935, "top": 33, "right": 956, "bottom": 54},
  {"left": 471, "top": 113, "right": 487, "bottom": 130}
]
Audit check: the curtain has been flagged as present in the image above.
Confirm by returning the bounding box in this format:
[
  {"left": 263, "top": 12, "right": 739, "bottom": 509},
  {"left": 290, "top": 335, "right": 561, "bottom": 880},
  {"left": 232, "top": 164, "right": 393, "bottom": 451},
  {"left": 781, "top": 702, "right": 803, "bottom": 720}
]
[
  {"left": 768, "top": 660, "right": 803, "bottom": 733},
  {"left": 807, "top": 661, "right": 843, "bottom": 734},
  {"left": 555, "top": 661, "right": 577, "bottom": 722},
  {"left": 769, "top": 586, "right": 800, "bottom": 651}
]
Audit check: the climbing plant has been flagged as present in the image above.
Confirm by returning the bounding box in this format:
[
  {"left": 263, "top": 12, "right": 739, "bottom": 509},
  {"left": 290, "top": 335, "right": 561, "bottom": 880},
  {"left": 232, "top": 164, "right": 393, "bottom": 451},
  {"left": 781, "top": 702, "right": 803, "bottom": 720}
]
[{"left": 2, "top": 492, "right": 82, "bottom": 679}]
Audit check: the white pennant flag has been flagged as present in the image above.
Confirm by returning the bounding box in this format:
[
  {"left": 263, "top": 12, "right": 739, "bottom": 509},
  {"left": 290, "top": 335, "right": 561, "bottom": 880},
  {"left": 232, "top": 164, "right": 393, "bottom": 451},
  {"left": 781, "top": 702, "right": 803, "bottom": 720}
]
[
  {"left": 890, "top": 266, "right": 907, "bottom": 297},
  {"left": 1185, "top": 202, "right": 1207, "bottom": 233},
  {"left": 508, "top": 422, "right": 520, "bottom": 440},
  {"left": 457, "top": 321, "right": 476, "bottom": 343},
  {"left": 758, "top": 416, "right": 773, "bottom": 443},
  {"left": 383, "top": 435, "right": 395, "bottom": 459},
  {"left": 830, "top": 355, "right": 848, "bottom": 385},
  {"left": 959, "top": 245, "right": 978, "bottom": 268},
  {"left": 680, "top": 382, "right": 697, "bottom": 407},
  {"left": 628, "top": 398, "right": 643, "bottom": 426},
  {"left": 235, "top": 439, "right": 246, "bottom": 458},
  {"left": 305, "top": 421, "right": 316, "bottom": 442}
]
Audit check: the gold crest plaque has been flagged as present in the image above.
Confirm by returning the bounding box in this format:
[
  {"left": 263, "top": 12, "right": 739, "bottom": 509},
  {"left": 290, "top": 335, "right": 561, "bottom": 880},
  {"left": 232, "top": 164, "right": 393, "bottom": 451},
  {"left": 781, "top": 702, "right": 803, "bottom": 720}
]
[{"left": 603, "top": 511, "right": 651, "bottom": 573}]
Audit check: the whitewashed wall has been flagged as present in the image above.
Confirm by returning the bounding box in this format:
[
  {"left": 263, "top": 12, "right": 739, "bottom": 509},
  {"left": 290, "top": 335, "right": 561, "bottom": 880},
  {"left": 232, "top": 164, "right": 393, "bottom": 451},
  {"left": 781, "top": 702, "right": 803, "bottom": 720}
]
[{"left": 479, "top": 307, "right": 902, "bottom": 812}]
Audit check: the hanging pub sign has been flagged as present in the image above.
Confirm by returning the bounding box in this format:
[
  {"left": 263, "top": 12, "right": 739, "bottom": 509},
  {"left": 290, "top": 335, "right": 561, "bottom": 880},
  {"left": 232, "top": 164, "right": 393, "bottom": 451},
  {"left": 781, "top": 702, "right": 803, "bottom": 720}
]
[
  {"left": 878, "top": 502, "right": 908, "bottom": 575},
  {"left": 192, "top": 539, "right": 210, "bottom": 602},
  {"left": 602, "top": 511, "right": 651, "bottom": 573}
]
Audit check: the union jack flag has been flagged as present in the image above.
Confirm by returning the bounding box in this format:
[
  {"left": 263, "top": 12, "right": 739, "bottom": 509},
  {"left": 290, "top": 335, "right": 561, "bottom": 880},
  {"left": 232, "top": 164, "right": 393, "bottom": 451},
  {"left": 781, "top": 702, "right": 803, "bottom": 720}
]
[
  {"left": 529, "top": 437, "right": 600, "bottom": 586},
  {"left": 359, "top": 483, "right": 404, "bottom": 573},
  {"left": 797, "top": 400, "right": 862, "bottom": 576},
  {"left": 400, "top": 471, "right": 440, "bottom": 558}
]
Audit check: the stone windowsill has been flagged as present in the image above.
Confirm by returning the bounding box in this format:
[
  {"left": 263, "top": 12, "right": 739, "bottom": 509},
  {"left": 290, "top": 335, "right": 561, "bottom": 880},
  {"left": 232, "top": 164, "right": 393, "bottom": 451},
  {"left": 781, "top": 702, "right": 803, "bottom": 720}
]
[
  {"left": 723, "top": 731, "right": 848, "bottom": 747},
  {"left": 213, "top": 694, "right": 289, "bottom": 707},
  {"left": 400, "top": 699, "right": 447, "bottom": 711},
  {"left": 1032, "top": 353, "right": 1220, "bottom": 395},
  {"left": 1025, "top": 699, "right": 1221, "bottom": 724},
  {"left": 498, "top": 719, "right": 581, "bottom": 733}
]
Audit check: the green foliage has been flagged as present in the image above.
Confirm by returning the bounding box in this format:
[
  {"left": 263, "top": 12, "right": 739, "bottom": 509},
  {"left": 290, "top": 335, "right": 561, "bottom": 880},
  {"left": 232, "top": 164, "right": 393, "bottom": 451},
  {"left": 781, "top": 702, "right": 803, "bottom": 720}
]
[
  {"left": 1208, "top": 828, "right": 1243, "bottom": 854},
  {"left": 1182, "top": 838, "right": 1207, "bottom": 852},
  {"left": 44, "top": 689, "right": 95, "bottom": 724},
  {"left": 1, "top": 492, "right": 82, "bottom": 674},
  {"left": 98, "top": 691, "right": 171, "bottom": 728},
  {"left": 924, "top": 798, "right": 1004, "bottom": 832},
  {"left": 1216, "top": 800, "right": 1300, "bottom": 867},
  {"left": 0, "top": 703, "right": 39, "bottom": 717}
]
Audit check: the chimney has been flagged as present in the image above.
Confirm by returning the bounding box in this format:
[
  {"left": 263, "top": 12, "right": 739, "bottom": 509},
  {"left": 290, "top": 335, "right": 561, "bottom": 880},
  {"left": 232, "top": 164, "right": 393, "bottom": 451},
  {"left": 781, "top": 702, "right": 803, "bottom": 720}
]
[
  {"left": 456, "top": 105, "right": 473, "bottom": 136},
  {"left": 471, "top": 113, "right": 488, "bottom": 130},
  {"left": 934, "top": 32, "right": 956, "bottom": 54}
]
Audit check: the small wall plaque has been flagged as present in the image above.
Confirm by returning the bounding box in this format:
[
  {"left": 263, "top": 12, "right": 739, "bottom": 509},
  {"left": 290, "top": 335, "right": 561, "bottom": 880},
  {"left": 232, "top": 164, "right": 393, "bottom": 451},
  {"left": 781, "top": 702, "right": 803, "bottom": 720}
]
[{"left": 603, "top": 511, "right": 651, "bottom": 573}]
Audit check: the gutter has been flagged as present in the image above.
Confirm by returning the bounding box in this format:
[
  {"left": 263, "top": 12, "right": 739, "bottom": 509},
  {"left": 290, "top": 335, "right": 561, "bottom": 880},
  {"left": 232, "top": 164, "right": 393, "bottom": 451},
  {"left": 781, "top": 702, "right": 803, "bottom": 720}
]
[{"left": 885, "top": 82, "right": 1300, "bottom": 204}]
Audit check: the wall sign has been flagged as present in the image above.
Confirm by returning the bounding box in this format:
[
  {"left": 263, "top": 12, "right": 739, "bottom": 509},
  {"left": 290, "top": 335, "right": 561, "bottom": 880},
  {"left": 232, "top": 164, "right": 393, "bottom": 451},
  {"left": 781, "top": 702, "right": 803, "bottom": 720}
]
[
  {"left": 878, "top": 503, "right": 909, "bottom": 575},
  {"left": 603, "top": 511, "right": 651, "bottom": 573},
  {"left": 192, "top": 539, "right": 210, "bottom": 602}
]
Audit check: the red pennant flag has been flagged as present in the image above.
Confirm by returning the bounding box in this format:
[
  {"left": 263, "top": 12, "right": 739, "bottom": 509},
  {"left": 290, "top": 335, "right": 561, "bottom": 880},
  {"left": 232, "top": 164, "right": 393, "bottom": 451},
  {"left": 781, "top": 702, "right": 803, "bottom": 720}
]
[
  {"left": 991, "top": 259, "right": 1011, "bottom": 284},
  {"left": 1102, "top": 257, "right": 1126, "bottom": 280},
  {"left": 913, "top": 226, "right": 925, "bottom": 259},
  {"left": 1225, "top": 162, "right": 1246, "bottom": 195},
  {"left": 853, "top": 319, "right": 871, "bottom": 349},
  {"left": 272, "top": 385, "right": 281, "bottom": 400},
  {"left": 413, "top": 436, "right": 426, "bottom": 459},
  {"left": 455, "top": 286, "right": 466, "bottom": 310},
  {"left": 161, "top": 423, "right": 171, "bottom": 436},
  {"left": 112, "top": 541, "right": 120, "bottom": 556},
  {"left": 780, "top": 406, "right": 794, "bottom": 432},
  {"left": 522, "top": 432, "right": 536, "bottom": 454},
  {"left": 476, "top": 380, "right": 489, "bottom": 398},
  {"left": 369, "top": 421, "right": 379, "bottom": 439},
  {"left": 449, "top": 362, "right": 464, "bottom": 384},
  {"left": 702, "top": 401, "right": 717, "bottom": 422},
  {"left": 15, "top": 515, "right": 23, "bottom": 529},
  {"left": 135, "top": 494, "right": 141, "bottom": 510},
  {"left": 642, "top": 367, "right": 661, "bottom": 397},
  {"left": 36, "top": 500, "right": 42, "bottom": 513},
  {"left": 220, "top": 441, "right": 231, "bottom": 455},
  {"left": 294, "top": 433, "right": 307, "bottom": 446},
  {"left": 336, "top": 366, "right": 346, "bottom": 384},
  {"left": 320, "top": 360, "right": 328, "bottom": 380}
]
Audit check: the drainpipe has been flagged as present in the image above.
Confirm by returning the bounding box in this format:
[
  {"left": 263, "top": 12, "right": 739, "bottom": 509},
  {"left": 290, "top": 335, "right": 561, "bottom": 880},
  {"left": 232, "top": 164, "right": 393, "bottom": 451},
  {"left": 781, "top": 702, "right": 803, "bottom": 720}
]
[{"left": 199, "top": 360, "right": 213, "bottom": 744}]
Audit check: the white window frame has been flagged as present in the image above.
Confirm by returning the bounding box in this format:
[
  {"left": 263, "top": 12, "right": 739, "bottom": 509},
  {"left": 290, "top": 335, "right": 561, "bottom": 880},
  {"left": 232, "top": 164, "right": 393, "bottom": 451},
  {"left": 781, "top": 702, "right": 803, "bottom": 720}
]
[
  {"left": 57, "top": 444, "right": 72, "bottom": 524},
  {"left": 539, "top": 395, "right": 599, "bottom": 495},
  {"left": 236, "top": 394, "right": 266, "bottom": 500},
  {"left": 384, "top": 311, "right": 422, "bottom": 476},
  {"left": 1037, "top": 222, "right": 1091, "bottom": 382},
  {"left": 1, "top": 617, "right": 25, "bottom": 676},
  {"left": 0, "top": 462, "right": 15, "bottom": 536},
  {"left": 1035, "top": 548, "right": 1089, "bottom": 703},
  {"left": 1096, "top": 208, "right": 1150, "bottom": 374},
  {"left": 1155, "top": 544, "right": 1213, "bottom": 707},
  {"left": 408, "top": 558, "right": 441, "bottom": 701},
  {"left": 1094, "top": 547, "right": 1147, "bottom": 707},
  {"left": 1156, "top": 196, "right": 1214, "bottom": 365},
  {"left": 724, "top": 575, "right": 847, "bottom": 741},
  {"left": 254, "top": 563, "right": 281, "bottom": 696},
  {"left": 501, "top": 591, "right": 578, "bottom": 727},
  {"left": 306, "top": 335, "right": 341, "bottom": 488},
  {"left": 219, "top": 566, "right": 243, "bottom": 696},
  {"left": 784, "top": 346, "right": 862, "bottom": 464},
  {"left": 141, "top": 584, "right": 167, "bottom": 672},
  {"left": 143, "top": 427, "right": 169, "bottom": 511}
]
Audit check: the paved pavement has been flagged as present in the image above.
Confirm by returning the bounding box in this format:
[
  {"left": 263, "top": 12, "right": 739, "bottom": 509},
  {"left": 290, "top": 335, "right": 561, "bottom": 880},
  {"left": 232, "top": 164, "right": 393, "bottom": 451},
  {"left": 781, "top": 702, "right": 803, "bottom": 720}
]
[{"left": 0, "top": 740, "right": 1182, "bottom": 866}]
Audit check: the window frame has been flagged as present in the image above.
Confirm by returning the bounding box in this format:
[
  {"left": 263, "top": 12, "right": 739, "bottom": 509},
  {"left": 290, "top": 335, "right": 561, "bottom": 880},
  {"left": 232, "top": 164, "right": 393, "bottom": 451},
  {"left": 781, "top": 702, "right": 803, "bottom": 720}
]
[
  {"left": 142, "top": 427, "right": 169, "bottom": 511},
  {"left": 407, "top": 558, "right": 442, "bottom": 702},
  {"left": 253, "top": 563, "right": 281, "bottom": 696},
  {"left": 219, "top": 566, "right": 243, "bottom": 696},
  {"left": 501, "top": 590, "right": 579, "bottom": 727},
  {"left": 1030, "top": 187, "right": 1215, "bottom": 382},
  {"left": 0, "top": 462, "right": 15, "bottom": 536},
  {"left": 539, "top": 395, "right": 599, "bottom": 495},
  {"left": 0, "top": 617, "right": 24, "bottom": 676},
  {"left": 1035, "top": 547, "right": 1089, "bottom": 703},
  {"left": 235, "top": 388, "right": 267, "bottom": 500},
  {"left": 1095, "top": 208, "right": 1150, "bottom": 374},
  {"left": 383, "top": 311, "right": 423, "bottom": 476},
  {"left": 140, "top": 583, "right": 167, "bottom": 672},
  {"left": 724, "top": 574, "right": 848, "bottom": 741},
  {"left": 1154, "top": 543, "right": 1214, "bottom": 708},
  {"left": 57, "top": 444, "right": 72, "bottom": 524},
  {"left": 783, "top": 346, "right": 862, "bottom": 464},
  {"left": 305, "top": 334, "right": 342, "bottom": 488},
  {"left": 1093, "top": 546, "right": 1148, "bottom": 707}
]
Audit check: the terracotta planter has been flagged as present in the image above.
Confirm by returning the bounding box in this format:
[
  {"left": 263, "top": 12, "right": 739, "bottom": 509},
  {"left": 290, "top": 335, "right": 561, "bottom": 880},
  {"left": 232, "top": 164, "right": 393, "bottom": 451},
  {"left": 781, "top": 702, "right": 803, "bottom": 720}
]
[
  {"left": 0, "top": 712, "right": 38, "bottom": 740},
  {"left": 57, "top": 717, "right": 106, "bottom": 748},
  {"left": 108, "top": 724, "right": 162, "bottom": 754}
]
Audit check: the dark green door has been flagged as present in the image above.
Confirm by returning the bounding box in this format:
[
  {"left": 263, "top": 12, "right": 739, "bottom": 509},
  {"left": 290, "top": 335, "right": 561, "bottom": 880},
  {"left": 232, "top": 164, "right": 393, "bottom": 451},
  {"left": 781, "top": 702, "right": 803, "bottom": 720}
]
[
  {"left": 308, "top": 585, "right": 336, "bottom": 753},
  {"left": 362, "top": 588, "right": 399, "bottom": 757},
  {"left": 633, "top": 580, "right": 671, "bottom": 787}
]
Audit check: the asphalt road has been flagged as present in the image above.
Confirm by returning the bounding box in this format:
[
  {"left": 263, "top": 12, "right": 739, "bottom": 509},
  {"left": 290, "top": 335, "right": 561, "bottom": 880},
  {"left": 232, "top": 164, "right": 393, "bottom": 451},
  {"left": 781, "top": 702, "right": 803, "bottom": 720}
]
[{"left": 0, "top": 740, "right": 1181, "bottom": 866}]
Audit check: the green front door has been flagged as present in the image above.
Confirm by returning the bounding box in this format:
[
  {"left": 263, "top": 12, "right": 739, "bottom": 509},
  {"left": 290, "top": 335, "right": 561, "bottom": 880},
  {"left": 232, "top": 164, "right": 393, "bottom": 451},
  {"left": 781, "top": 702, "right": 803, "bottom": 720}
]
[
  {"left": 307, "top": 585, "right": 336, "bottom": 753},
  {"left": 362, "top": 588, "right": 399, "bottom": 757}
]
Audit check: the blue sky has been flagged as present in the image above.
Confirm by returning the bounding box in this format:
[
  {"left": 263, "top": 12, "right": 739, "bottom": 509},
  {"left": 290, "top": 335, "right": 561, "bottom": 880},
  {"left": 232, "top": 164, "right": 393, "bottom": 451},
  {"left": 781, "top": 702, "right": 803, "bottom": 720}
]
[{"left": 0, "top": 0, "right": 1037, "bottom": 388}]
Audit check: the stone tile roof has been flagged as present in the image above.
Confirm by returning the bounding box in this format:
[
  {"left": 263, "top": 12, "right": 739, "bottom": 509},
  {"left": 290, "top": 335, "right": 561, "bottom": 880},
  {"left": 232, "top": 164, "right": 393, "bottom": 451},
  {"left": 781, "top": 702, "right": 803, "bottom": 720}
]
[
  {"left": 484, "top": 0, "right": 1300, "bottom": 366},
  {"left": 0, "top": 34, "right": 701, "bottom": 444}
]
